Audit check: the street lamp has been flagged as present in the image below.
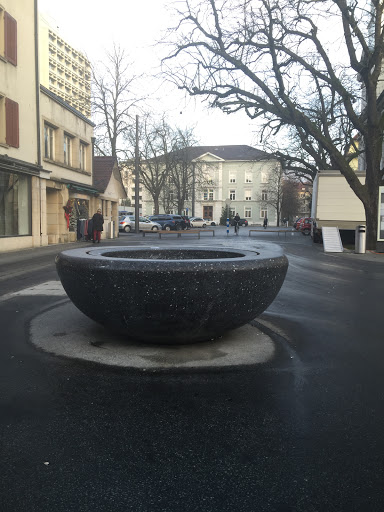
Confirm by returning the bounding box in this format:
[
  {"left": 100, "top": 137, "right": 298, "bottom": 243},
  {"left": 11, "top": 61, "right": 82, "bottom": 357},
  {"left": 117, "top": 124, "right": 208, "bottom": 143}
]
[{"left": 134, "top": 115, "right": 140, "bottom": 234}]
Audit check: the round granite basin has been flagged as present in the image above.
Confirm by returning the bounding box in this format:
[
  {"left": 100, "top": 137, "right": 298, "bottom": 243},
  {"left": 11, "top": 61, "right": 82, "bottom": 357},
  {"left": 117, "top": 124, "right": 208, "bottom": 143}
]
[{"left": 55, "top": 245, "right": 288, "bottom": 344}]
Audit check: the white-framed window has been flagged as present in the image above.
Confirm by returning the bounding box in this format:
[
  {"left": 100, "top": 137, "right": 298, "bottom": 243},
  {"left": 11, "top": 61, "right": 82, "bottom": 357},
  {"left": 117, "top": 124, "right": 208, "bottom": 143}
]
[
  {"left": 203, "top": 188, "right": 214, "bottom": 200},
  {"left": 260, "top": 209, "right": 268, "bottom": 218},
  {"left": 261, "top": 172, "right": 268, "bottom": 183},
  {"left": 63, "top": 133, "right": 72, "bottom": 166},
  {"left": 79, "top": 141, "right": 87, "bottom": 170},
  {"left": 245, "top": 173, "right": 252, "bottom": 183},
  {"left": 245, "top": 190, "right": 252, "bottom": 201},
  {"left": 230, "top": 208, "right": 235, "bottom": 217},
  {"left": 245, "top": 208, "right": 251, "bottom": 218},
  {"left": 229, "top": 189, "right": 236, "bottom": 200},
  {"left": 261, "top": 189, "right": 268, "bottom": 201},
  {"left": 44, "top": 123, "right": 55, "bottom": 160},
  {"left": 229, "top": 174, "right": 236, "bottom": 183}
]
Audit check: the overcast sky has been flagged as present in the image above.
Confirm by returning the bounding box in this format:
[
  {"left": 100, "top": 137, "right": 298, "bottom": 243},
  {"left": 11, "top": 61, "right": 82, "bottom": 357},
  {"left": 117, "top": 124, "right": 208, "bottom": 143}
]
[{"left": 38, "top": 0, "right": 257, "bottom": 147}]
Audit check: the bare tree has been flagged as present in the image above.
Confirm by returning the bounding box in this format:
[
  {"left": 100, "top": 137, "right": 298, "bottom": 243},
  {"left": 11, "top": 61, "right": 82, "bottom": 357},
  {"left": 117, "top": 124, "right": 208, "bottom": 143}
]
[
  {"left": 167, "top": 127, "right": 200, "bottom": 213},
  {"left": 163, "top": 0, "right": 384, "bottom": 248},
  {"left": 124, "top": 116, "right": 200, "bottom": 214},
  {"left": 138, "top": 117, "right": 174, "bottom": 214},
  {"left": 92, "top": 45, "right": 144, "bottom": 160},
  {"left": 257, "top": 164, "right": 285, "bottom": 226},
  {"left": 281, "top": 179, "right": 302, "bottom": 223}
]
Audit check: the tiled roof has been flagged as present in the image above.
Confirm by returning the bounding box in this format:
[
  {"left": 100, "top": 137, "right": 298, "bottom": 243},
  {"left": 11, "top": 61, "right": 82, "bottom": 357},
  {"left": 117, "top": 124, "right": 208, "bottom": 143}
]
[
  {"left": 93, "top": 156, "right": 119, "bottom": 192},
  {"left": 173, "top": 145, "right": 273, "bottom": 161}
]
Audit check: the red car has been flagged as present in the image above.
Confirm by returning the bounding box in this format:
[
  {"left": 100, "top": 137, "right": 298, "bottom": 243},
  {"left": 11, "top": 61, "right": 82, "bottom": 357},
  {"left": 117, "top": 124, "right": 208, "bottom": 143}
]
[{"left": 298, "top": 217, "right": 314, "bottom": 235}]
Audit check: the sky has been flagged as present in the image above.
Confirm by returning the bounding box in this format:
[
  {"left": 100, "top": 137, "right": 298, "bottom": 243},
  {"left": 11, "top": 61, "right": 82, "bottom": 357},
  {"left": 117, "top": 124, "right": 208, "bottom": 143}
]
[{"left": 38, "top": 0, "right": 258, "bottom": 147}]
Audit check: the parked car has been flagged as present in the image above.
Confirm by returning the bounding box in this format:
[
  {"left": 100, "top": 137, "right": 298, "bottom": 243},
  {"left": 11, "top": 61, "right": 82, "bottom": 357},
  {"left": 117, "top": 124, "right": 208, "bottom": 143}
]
[
  {"left": 119, "top": 215, "right": 161, "bottom": 233},
  {"left": 148, "top": 214, "right": 186, "bottom": 231},
  {"left": 204, "top": 219, "right": 216, "bottom": 226},
  {"left": 231, "top": 218, "right": 248, "bottom": 227},
  {"left": 190, "top": 217, "right": 207, "bottom": 228},
  {"left": 298, "top": 217, "right": 314, "bottom": 235}
]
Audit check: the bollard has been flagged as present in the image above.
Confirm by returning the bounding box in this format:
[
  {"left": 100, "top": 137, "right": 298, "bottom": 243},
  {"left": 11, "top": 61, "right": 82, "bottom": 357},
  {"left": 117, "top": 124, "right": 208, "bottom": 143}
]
[
  {"left": 227, "top": 218, "right": 229, "bottom": 237},
  {"left": 355, "top": 225, "right": 366, "bottom": 254}
]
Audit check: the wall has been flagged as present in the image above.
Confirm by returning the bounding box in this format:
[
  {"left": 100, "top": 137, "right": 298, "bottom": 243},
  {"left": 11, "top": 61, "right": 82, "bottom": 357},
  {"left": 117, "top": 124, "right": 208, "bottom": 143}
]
[
  {"left": 315, "top": 170, "right": 365, "bottom": 229},
  {"left": 40, "top": 89, "right": 93, "bottom": 184},
  {"left": 0, "top": 0, "right": 38, "bottom": 163}
]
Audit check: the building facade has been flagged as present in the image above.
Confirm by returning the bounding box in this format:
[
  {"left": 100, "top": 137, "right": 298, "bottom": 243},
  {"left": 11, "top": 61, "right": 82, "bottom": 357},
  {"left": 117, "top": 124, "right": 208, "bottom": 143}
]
[
  {"left": 123, "top": 145, "right": 281, "bottom": 226},
  {"left": 39, "top": 14, "right": 91, "bottom": 118},
  {"left": 0, "top": 2, "right": 119, "bottom": 252},
  {"left": 93, "top": 156, "right": 127, "bottom": 239},
  {"left": 0, "top": 0, "right": 44, "bottom": 252}
]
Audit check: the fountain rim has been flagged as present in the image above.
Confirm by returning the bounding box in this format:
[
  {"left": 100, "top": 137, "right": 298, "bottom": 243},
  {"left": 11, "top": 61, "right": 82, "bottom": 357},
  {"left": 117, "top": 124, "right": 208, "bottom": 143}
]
[{"left": 56, "top": 245, "right": 286, "bottom": 265}]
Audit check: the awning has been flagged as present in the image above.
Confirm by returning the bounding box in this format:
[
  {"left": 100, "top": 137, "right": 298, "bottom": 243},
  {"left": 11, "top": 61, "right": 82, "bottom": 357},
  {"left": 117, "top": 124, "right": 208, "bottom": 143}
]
[{"left": 65, "top": 183, "right": 100, "bottom": 196}]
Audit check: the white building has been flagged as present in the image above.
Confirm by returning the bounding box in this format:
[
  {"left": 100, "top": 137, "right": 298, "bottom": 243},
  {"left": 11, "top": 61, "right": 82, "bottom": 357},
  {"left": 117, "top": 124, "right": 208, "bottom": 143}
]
[{"left": 122, "top": 145, "right": 281, "bottom": 226}]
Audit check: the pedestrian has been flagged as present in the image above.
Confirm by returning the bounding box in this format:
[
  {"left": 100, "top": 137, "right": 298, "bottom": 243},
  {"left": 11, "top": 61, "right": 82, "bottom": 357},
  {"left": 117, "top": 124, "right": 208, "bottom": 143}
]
[
  {"left": 263, "top": 217, "right": 268, "bottom": 229},
  {"left": 92, "top": 208, "right": 104, "bottom": 243}
]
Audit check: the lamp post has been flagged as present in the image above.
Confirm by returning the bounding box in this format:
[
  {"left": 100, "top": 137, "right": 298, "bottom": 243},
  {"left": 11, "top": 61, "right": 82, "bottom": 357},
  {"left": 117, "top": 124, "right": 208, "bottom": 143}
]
[
  {"left": 192, "top": 161, "right": 196, "bottom": 217},
  {"left": 134, "top": 115, "right": 140, "bottom": 234}
]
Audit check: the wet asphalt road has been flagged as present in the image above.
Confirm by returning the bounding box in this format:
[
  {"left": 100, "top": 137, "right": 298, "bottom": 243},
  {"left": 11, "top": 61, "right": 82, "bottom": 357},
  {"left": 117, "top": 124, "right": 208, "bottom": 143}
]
[{"left": 0, "top": 228, "right": 383, "bottom": 511}]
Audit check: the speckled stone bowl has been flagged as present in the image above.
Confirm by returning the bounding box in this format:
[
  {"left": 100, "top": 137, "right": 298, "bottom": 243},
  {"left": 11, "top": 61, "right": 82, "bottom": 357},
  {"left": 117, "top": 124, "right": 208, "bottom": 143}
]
[{"left": 55, "top": 245, "right": 288, "bottom": 344}]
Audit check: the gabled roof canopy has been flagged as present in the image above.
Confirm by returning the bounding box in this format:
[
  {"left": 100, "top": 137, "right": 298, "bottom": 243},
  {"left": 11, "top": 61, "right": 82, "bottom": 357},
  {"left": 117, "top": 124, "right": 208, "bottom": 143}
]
[{"left": 93, "top": 156, "right": 122, "bottom": 193}]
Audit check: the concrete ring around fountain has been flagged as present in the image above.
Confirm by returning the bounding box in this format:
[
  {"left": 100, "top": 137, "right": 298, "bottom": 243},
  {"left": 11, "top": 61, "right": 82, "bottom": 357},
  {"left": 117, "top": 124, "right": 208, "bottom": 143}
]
[
  {"left": 30, "top": 300, "right": 276, "bottom": 370},
  {"left": 55, "top": 245, "right": 288, "bottom": 345}
]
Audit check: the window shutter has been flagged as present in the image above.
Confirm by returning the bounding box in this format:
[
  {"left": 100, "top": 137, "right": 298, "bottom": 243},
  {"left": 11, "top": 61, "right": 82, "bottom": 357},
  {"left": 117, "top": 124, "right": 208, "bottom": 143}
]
[
  {"left": 5, "top": 98, "right": 19, "bottom": 148},
  {"left": 4, "top": 12, "right": 17, "bottom": 66}
]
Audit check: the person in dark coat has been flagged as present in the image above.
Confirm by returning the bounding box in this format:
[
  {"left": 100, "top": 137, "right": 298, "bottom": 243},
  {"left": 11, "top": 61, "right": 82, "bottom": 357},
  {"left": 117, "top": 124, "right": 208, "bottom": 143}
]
[
  {"left": 263, "top": 217, "right": 268, "bottom": 229},
  {"left": 92, "top": 209, "right": 104, "bottom": 243}
]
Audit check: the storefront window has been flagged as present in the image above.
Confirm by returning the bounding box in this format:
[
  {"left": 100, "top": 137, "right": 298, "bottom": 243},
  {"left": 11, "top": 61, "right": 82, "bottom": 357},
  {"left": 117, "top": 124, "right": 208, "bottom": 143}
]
[{"left": 0, "top": 171, "right": 31, "bottom": 236}]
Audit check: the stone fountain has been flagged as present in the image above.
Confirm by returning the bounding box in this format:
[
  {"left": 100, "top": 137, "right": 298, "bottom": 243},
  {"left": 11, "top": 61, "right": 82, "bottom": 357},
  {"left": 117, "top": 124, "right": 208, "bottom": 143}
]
[{"left": 55, "top": 245, "right": 288, "bottom": 344}]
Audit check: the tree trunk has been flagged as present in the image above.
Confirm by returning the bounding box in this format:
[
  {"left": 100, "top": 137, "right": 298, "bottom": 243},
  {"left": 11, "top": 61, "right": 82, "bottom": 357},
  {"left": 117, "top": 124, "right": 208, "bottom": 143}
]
[
  {"left": 153, "top": 197, "right": 160, "bottom": 215},
  {"left": 364, "top": 196, "right": 378, "bottom": 251}
]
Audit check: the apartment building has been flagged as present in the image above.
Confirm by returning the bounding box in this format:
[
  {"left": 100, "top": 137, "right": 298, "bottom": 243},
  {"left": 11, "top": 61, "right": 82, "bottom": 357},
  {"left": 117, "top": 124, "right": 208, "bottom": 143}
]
[
  {"left": 123, "top": 145, "right": 281, "bottom": 225},
  {"left": 39, "top": 15, "right": 91, "bottom": 118},
  {"left": 0, "top": 0, "right": 44, "bottom": 252},
  {"left": 0, "top": 3, "right": 121, "bottom": 252}
]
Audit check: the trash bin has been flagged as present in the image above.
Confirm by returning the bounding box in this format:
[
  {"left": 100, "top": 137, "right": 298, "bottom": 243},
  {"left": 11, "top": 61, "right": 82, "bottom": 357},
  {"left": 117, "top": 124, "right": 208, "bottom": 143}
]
[{"left": 355, "top": 225, "right": 366, "bottom": 254}]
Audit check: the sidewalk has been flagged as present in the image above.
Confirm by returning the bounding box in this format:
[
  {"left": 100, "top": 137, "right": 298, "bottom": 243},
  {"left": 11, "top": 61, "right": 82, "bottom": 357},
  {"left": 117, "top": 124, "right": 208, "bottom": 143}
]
[{"left": 0, "top": 230, "right": 383, "bottom": 266}]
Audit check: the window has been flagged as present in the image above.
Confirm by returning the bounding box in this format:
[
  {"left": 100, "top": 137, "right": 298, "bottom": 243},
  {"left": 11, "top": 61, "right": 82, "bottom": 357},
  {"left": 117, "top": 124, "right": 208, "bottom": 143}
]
[
  {"left": 79, "top": 141, "right": 87, "bottom": 170},
  {"left": 230, "top": 190, "right": 236, "bottom": 200},
  {"left": 260, "top": 209, "right": 268, "bottom": 218},
  {"left": 44, "top": 124, "right": 55, "bottom": 160},
  {"left": 245, "top": 190, "right": 252, "bottom": 201},
  {"left": 0, "top": 9, "right": 17, "bottom": 65},
  {"left": 203, "top": 188, "right": 214, "bottom": 200},
  {"left": 261, "top": 172, "right": 268, "bottom": 183},
  {"left": 245, "top": 208, "right": 251, "bottom": 218},
  {"left": 262, "top": 190, "right": 268, "bottom": 201},
  {"left": 229, "top": 174, "right": 236, "bottom": 183},
  {"left": 63, "top": 134, "right": 72, "bottom": 166},
  {"left": 0, "top": 96, "right": 19, "bottom": 147},
  {"left": 0, "top": 171, "right": 31, "bottom": 236},
  {"left": 245, "top": 173, "right": 252, "bottom": 183}
]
